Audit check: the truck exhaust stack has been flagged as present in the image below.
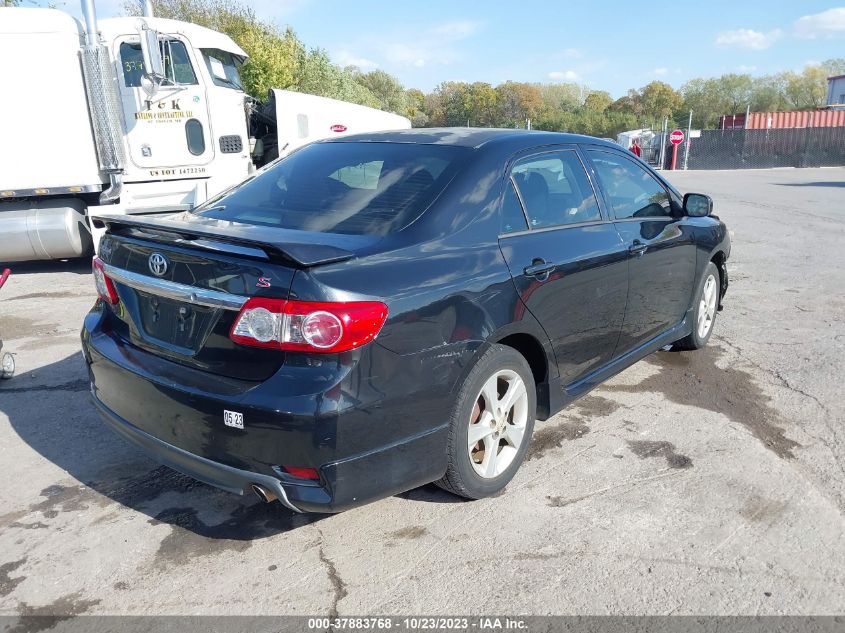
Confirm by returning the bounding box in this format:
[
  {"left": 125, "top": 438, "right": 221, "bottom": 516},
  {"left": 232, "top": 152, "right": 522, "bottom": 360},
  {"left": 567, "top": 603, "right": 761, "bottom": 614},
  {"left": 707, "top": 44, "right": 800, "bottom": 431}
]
[
  {"left": 79, "top": 0, "right": 125, "bottom": 204},
  {"left": 0, "top": 2, "right": 409, "bottom": 263}
]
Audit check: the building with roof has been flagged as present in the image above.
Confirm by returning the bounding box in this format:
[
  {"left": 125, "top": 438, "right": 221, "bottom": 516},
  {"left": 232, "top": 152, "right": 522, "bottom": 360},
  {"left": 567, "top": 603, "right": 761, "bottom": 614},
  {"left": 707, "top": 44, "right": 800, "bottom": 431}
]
[{"left": 828, "top": 75, "right": 845, "bottom": 110}]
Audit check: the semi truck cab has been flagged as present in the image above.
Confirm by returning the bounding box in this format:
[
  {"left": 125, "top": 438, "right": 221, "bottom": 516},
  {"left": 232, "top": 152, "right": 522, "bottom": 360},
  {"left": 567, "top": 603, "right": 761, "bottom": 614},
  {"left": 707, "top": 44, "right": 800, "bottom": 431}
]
[{"left": 0, "top": 4, "right": 410, "bottom": 263}]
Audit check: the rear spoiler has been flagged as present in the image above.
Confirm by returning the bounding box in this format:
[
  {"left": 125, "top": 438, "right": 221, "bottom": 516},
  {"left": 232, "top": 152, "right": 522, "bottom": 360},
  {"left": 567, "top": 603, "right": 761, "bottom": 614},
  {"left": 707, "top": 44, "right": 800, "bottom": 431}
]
[{"left": 91, "top": 214, "right": 357, "bottom": 267}]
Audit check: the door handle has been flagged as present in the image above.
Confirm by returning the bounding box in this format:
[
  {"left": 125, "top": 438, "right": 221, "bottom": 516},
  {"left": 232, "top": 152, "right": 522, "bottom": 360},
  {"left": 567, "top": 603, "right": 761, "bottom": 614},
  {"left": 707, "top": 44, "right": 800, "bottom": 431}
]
[
  {"left": 524, "top": 259, "right": 556, "bottom": 278},
  {"left": 628, "top": 241, "right": 648, "bottom": 257}
]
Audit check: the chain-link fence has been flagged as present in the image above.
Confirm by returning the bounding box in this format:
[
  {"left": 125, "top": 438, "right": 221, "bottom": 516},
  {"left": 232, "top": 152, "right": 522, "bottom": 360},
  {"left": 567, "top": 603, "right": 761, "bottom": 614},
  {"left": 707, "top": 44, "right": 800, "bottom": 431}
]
[{"left": 683, "top": 127, "right": 845, "bottom": 170}]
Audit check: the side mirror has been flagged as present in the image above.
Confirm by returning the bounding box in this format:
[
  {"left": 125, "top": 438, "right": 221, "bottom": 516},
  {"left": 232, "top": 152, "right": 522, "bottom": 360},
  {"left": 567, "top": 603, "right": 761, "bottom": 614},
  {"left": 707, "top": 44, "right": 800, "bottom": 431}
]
[
  {"left": 683, "top": 193, "right": 713, "bottom": 217},
  {"left": 138, "top": 21, "right": 165, "bottom": 89}
]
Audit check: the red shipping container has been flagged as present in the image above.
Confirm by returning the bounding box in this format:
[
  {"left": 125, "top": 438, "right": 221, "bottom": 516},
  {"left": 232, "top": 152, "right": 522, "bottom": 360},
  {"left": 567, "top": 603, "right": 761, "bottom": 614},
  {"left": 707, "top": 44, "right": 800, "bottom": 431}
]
[{"left": 718, "top": 110, "right": 845, "bottom": 129}]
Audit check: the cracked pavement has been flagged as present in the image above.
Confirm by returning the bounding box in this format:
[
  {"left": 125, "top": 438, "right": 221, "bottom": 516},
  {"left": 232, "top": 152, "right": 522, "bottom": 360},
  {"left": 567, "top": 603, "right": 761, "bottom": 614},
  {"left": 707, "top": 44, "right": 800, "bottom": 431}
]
[{"left": 0, "top": 167, "right": 843, "bottom": 615}]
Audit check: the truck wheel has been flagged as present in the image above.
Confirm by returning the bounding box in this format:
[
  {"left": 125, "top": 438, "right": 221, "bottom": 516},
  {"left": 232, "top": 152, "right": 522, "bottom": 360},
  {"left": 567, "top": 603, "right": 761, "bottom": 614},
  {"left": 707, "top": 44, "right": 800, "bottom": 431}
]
[
  {"left": 675, "top": 262, "right": 720, "bottom": 350},
  {"left": 435, "top": 345, "right": 536, "bottom": 499}
]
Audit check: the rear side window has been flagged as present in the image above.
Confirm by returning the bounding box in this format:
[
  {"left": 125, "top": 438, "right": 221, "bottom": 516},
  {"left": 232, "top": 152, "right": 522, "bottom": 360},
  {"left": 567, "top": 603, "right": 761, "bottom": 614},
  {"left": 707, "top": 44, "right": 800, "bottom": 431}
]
[
  {"left": 195, "top": 142, "right": 469, "bottom": 236},
  {"left": 511, "top": 151, "right": 601, "bottom": 229},
  {"left": 500, "top": 181, "right": 528, "bottom": 234},
  {"left": 586, "top": 150, "right": 671, "bottom": 219}
]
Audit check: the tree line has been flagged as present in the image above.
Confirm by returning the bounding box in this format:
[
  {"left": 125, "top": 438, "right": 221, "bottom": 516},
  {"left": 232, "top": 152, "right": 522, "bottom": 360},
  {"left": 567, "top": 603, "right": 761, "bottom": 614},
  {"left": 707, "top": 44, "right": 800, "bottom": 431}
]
[{"left": 136, "top": 0, "right": 844, "bottom": 137}]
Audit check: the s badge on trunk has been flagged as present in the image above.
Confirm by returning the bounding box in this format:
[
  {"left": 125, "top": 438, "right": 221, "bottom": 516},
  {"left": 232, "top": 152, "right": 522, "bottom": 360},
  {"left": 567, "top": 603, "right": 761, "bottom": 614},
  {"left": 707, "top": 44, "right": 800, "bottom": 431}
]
[{"left": 148, "top": 253, "right": 168, "bottom": 277}]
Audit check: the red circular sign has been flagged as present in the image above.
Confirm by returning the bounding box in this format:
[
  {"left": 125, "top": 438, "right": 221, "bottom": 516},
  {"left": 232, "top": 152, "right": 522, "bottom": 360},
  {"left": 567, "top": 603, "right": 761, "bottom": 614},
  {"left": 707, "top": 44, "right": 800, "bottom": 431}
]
[
  {"left": 670, "top": 129, "right": 685, "bottom": 145},
  {"left": 330, "top": 124, "right": 347, "bottom": 133}
]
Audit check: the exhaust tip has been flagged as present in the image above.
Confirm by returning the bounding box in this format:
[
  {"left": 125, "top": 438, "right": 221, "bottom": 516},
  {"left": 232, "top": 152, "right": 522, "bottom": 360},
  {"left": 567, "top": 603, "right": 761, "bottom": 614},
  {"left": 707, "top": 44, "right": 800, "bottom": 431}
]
[{"left": 251, "top": 484, "right": 278, "bottom": 504}]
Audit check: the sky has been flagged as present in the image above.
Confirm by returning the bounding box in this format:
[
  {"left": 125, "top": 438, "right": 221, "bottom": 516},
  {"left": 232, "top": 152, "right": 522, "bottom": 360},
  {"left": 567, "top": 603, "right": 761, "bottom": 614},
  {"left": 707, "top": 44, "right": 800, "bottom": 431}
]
[{"left": 33, "top": 0, "right": 845, "bottom": 97}]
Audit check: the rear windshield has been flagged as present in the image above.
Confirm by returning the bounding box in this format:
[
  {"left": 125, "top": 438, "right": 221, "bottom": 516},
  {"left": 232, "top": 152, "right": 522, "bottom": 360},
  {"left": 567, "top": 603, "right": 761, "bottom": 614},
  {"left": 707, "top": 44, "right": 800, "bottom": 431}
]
[{"left": 194, "top": 142, "right": 470, "bottom": 236}]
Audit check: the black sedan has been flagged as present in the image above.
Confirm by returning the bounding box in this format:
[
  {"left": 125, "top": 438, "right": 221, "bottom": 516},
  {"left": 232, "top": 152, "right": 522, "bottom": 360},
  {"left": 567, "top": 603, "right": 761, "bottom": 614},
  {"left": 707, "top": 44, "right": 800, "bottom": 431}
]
[{"left": 82, "top": 128, "right": 730, "bottom": 513}]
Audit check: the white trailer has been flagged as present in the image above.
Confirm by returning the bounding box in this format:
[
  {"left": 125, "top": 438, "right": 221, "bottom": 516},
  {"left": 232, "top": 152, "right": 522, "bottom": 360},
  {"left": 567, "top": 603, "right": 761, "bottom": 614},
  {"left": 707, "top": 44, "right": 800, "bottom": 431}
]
[{"left": 0, "top": 2, "right": 410, "bottom": 262}]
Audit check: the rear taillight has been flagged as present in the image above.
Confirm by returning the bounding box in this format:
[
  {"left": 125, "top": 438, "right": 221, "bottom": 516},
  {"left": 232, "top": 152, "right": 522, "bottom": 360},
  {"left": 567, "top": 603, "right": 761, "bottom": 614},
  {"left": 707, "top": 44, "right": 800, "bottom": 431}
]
[
  {"left": 229, "top": 298, "right": 388, "bottom": 353},
  {"left": 92, "top": 257, "right": 119, "bottom": 305}
]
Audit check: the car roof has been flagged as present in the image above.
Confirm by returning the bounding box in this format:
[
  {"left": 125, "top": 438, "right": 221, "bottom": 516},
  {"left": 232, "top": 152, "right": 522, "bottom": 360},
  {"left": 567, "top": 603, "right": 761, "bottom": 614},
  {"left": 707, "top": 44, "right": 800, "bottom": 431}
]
[{"left": 324, "top": 127, "right": 620, "bottom": 151}]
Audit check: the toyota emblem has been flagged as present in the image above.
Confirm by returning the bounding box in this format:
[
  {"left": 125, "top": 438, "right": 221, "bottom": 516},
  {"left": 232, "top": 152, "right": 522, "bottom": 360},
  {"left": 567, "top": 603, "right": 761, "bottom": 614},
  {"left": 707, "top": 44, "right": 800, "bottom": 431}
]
[{"left": 148, "top": 253, "right": 168, "bottom": 277}]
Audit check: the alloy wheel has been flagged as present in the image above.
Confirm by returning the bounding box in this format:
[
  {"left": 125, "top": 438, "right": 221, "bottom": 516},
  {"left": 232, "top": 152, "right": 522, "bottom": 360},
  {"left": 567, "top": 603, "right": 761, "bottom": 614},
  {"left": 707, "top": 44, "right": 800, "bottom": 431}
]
[
  {"left": 467, "top": 369, "right": 529, "bottom": 478},
  {"left": 697, "top": 274, "right": 718, "bottom": 339}
]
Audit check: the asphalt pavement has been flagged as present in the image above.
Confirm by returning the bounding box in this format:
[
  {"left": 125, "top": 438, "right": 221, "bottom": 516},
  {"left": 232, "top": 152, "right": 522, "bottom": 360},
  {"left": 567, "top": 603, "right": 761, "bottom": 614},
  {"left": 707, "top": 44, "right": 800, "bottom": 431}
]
[{"left": 0, "top": 167, "right": 843, "bottom": 616}]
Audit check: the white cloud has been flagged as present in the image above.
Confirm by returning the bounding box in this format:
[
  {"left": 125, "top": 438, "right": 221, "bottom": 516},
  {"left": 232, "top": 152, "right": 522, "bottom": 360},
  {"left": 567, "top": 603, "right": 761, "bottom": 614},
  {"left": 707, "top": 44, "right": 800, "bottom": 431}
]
[
  {"left": 548, "top": 70, "right": 580, "bottom": 81},
  {"left": 334, "top": 50, "right": 378, "bottom": 71},
  {"left": 795, "top": 7, "right": 845, "bottom": 38},
  {"left": 429, "top": 20, "right": 482, "bottom": 40},
  {"left": 562, "top": 48, "right": 582, "bottom": 59},
  {"left": 652, "top": 67, "right": 668, "bottom": 76},
  {"left": 381, "top": 43, "right": 437, "bottom": 68},
  {"left": 715, "top": 28, "right": 782, "bottom": 50},
  {"left": 736, "top": 65, "right": 757, "bottom": 73},
  {"left": 373, "top": 20, "right": 481, "bottom": 68}
]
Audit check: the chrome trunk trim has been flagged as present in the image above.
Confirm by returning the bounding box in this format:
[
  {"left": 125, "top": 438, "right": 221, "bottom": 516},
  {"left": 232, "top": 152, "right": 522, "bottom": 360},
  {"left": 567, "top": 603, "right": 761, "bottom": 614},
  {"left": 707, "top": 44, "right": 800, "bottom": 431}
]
[{"left": 103, "top": 263, "right": 248, "bottom": 311}]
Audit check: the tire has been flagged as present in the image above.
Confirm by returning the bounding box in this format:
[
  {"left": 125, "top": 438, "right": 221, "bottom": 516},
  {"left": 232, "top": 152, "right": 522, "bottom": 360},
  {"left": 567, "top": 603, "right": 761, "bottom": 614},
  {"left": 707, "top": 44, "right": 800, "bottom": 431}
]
[
  {"left": 674, "top": 261, "right": 720, "bottom": 351},
  {"left": 435, "top": 344, "right": 536, "bottom": 499}
]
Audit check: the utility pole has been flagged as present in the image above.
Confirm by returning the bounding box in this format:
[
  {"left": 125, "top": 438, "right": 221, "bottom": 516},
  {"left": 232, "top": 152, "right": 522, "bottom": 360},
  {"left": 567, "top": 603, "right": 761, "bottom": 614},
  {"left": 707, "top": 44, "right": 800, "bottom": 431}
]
[
  {"left": 683, "top": 110, "right": 692, "bottom": 170},
  {"left": 658, "top": 116, "right": 668, "bottom": 170}
]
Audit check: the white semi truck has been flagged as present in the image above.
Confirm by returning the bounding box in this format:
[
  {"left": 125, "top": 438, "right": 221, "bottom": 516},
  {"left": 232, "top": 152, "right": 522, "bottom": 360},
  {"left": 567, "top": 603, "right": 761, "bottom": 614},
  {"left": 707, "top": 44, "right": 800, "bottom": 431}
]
[{"left": 0, "top": 2, "right": 410, "bottom": 262}]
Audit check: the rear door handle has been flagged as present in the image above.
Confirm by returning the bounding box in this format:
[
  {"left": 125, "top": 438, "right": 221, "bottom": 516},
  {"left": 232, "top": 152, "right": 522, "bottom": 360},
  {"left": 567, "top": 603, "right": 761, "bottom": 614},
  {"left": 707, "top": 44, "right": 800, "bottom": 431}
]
[
  {"left": 628, "top": 241, "right": 648, "bottom": 257},
  {"left": 524, "top": 260, "right": 556, "bottom": 278}
]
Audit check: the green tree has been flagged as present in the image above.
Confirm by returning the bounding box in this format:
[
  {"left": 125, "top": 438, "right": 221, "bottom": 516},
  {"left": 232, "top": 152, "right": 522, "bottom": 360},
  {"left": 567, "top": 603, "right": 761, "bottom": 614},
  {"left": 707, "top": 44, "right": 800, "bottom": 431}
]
[
  {"left": 717, "top": 73, "right": 754, "bottom": 114},
  {"left": 132, "top": 0, "right": 394, "bottom": 112},
  {"left": 130, "top": 0, "right": 301, "bottom": 98},
  {"left": 637, "top": 81, "right": 683, "bottom": 122},
  {"left": 355, "top": 69, "right": 409, "bottom": 113},
  {"left": 680, "top": 78, "right": 725, "bottom": 129},
  {"left": 539, "top": 83, "right": 583, "bottom": 113},
  {"left": 609, "top": 94, "right": 637, "bottom": 114},
  {"left": 466, "top": 82, "right": 499, "bottom": 127},
  {"left": 294, "top": 48, "right": 379, "bottom": 107},
  {"left": 822, "top": 58, "right": 845, "bottom": 77},
  {"left": 425, "top": 81, "right": 474, "bottom": 126},
  {"left": 405, "top": 88, "right": 428, "bottom": 127},
  {"left": 584, "top": 90, "right": 612, "bottom": 113},
  {"left": 750, "top": 74, "right": 789, "bottom": 112},
  {"left": 495, "top": 81, "right": 542, "bottom": 127},
  {"left": 784, "top": 65, "right": 831, "bottom": 109}
]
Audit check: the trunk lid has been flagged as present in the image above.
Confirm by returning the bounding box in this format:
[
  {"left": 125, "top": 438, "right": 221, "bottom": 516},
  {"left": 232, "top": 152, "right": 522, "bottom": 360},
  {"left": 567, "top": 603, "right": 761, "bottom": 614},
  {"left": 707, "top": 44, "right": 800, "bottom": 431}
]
[{"left": 94, "top": 213, "right": 377, "bottom": 381}]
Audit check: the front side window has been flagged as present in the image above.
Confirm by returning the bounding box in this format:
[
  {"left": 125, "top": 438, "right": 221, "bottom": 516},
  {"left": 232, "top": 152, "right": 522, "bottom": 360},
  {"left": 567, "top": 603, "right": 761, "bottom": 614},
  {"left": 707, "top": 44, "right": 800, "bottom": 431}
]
[
  {"left": 201, "top": 48, "right": 245, "bottom": 90},
  {"left": 586, "top": 150, "right": 671, "bottom": 219},
  {"left": 511, "top": 151, "right": 601, "bottom": 229},
  {"left": 119, "top": 40, "right": 197, "bottom": 87},
  {"left": 194, "top": 142, "right": 469, "bottom": 236},
  {"left": 120, "top": 42, "right": 146, "bottom": 87}
]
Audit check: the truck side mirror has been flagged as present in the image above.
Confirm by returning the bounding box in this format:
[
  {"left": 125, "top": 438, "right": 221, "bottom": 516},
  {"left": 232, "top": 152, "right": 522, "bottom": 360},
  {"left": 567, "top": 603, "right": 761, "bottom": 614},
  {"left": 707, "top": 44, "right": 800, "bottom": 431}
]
[
  {"left": 138, "top": 21, "right": 165, "bottom": 90},
  {"left": 683, "top": 193, "right": 713, "bottom": 217}
]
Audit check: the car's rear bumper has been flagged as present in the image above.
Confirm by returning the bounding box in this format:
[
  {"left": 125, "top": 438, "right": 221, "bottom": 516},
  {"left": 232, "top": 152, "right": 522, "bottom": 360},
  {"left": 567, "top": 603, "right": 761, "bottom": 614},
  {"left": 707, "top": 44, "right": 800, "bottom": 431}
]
[
  {"left": 81, "top": 310, "right": 451, "bottom": 513},
  {"left": 91, "top": 394, "right": 304, "bottom": 512}
]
